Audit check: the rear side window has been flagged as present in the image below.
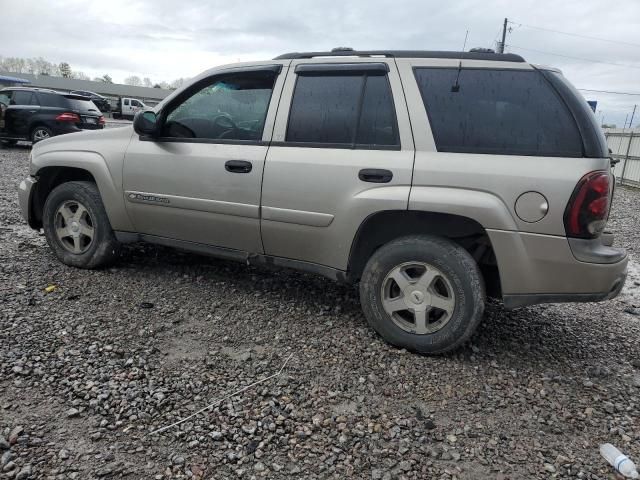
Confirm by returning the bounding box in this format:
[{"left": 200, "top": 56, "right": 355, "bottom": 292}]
[
  {"left": 12, "top": 91, "right": 37, "bottom": 106},
  {"left": 124, "top": 99, "right": 130, "bottom": 106},
  {"left": 286, "top": 72, "right": 399, "bottom": 148},
  {"left": 414, "top": 68, "right": 583, "bottom": 157}
]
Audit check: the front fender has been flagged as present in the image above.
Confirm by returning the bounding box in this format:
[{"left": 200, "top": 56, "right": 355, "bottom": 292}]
[{"left": 32, "top": 150, "right": 133, "bottom": 232}]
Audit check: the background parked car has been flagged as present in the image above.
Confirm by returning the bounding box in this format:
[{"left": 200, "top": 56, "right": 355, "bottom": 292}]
[
  {"left": 0, "top": 87, "right": 104, "bottom": 145},
  {"left": 112, "top": 97, "right": 146, "bottom": 120},
  {"left": 69, "top": 90, "right": 111, "bottom": 112}
]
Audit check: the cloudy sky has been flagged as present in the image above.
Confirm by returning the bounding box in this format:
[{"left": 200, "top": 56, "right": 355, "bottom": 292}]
[{"left": 2, "top": 0, "right": 640, "bottom": 126}]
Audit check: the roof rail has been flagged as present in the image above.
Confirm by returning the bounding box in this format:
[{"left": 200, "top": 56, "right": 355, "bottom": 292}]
[{"left": 274, "top": 49, "right": 526, "bottom": 62}]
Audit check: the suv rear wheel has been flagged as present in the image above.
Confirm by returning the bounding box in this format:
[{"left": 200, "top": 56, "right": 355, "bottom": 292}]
[
  {"left": 359, "top": 235, "right": 485, "bottom": 354},
  {"left": 31, "top": 126, "right": 52, "bottom": 143},
  {"left": 42, "top": 181, "right": 119, "bottom": 268}
]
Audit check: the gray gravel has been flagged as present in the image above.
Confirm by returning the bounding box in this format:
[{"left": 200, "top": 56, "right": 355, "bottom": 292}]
[{"left": 1, "top": 143, "right": 640, "bottom": 479}]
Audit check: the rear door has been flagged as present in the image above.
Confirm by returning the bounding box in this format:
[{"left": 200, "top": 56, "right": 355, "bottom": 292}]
[
  {"left": 260, "top": 59, "right": 414, "bottom": 270},
  {"left": 7, "top": 90, "right": 39, "bottom": 137},
  {"left": 0, "top": 90, "right": 11, "bottom": 135}
]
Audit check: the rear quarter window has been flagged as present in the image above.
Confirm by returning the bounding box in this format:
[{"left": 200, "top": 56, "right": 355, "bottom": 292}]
[{"left": 414, "top": 68, "right": 584, "bottom": 157}]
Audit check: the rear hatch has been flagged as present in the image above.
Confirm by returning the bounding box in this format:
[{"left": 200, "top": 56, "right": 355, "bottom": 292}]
[{"left": 63, "top": 95, "right": 103, "bottom": 129}]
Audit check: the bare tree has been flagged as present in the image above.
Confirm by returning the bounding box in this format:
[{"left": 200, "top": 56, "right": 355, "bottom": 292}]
[
  {"left": 170, "top": 78, "right": 185, "bottom": 89},
  {"left": 143, "top": 77, "right": 153, "bottom": 88},
  {"left": 72, "top": 71, "right": 91, "bottom": 80},
  {"left": 1, "top": 57, "right": 27, "bottom": 73},
  {"left": 124, "top": 75, "right": 142, "bottom": 86}
]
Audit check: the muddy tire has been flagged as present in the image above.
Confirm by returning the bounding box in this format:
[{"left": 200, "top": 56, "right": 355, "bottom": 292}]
[
  {"left": 42, "top": 181, "right": 119, "bottom": 269},
  {"left": 359, "top": 235, "right": 485, "bottom": 354}
]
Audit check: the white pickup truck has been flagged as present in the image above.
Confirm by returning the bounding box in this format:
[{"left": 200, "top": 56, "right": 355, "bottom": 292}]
[{"left": 112, "top": 97, "right": 146, "bottom": 120}]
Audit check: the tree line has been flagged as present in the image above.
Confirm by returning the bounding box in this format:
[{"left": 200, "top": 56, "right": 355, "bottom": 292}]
[{"left": 0, "top": 56, "right": 186, "bottom": 89}]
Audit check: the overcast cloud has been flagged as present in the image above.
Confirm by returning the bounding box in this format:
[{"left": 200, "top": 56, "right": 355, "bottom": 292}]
[{"left": 2, "top": 0, "right": 640, "bottom": 126}]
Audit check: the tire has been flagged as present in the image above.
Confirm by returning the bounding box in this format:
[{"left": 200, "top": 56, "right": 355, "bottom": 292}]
[
  {"left": 42, "top": 181, "right": 120, "bottom": 269},
  {"left": 359, "top": 235, "right": 485, "bottom": 354},
  {"left": 31, "top": 126, "right": 53, "bottom": 143}
]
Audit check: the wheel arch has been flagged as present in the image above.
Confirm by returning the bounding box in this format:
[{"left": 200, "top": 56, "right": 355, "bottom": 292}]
[
  {"left": 30, "top": 166, "right": 97, "bottom": 228},
  {"left": 347, "top": 210, "right": 502, "bottom": 297},
  {"left": 29, "top": 123, "right": 52, "bottom": 141}
]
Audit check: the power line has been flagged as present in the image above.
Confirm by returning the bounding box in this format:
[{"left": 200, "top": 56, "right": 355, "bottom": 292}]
[
  {"left": 508, "top": 20, "right": 640, "bottom": 48},
  {"left": 507, "top": 44, "right": 640, "bottom": 70},
  {"left": 577, "top": 88, "right": 640, "bottom": 96}
]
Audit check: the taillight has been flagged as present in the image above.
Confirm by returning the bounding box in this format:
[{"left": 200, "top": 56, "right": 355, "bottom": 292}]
[
  {"left": 564, "top": 171, "right": 610, "bottom": 239},
  {"left": 98, "top": 116, "right": 105, "bottom": 125},
  {"left": 55, "top": 112, "right": 81, "bottom": 122}
]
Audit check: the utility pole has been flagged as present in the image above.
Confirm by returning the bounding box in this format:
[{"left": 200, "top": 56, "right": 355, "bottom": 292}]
[
  {"left": 498, "top": 18, "right": 508, "bottom": 53},
  {"left": 629, "top": 104, "right": 637, "bottom": 129}
]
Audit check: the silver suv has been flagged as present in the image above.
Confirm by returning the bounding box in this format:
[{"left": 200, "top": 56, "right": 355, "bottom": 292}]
[{"left": 18, "top": 49, "right": 628, "bottom": 354}]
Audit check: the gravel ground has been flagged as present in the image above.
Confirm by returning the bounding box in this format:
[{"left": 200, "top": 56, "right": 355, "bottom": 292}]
[{"left": 1, "top": 143, "right": 640, "bottom": 480}]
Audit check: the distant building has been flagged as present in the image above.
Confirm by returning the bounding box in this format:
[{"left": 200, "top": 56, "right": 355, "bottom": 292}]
[
  {"left": 0, "top": 71, "right": 172, "bottom": 107},
  {"left": 0, "top": 74, "right": 31, "bottom": 86}
]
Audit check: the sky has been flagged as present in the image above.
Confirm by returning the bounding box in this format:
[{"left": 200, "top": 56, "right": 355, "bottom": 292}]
[{"left": 1, "top": 0, "right": 640, "bottom": 127}]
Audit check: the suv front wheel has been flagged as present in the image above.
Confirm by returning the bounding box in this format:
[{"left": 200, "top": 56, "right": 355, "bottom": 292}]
[
  {"left": 359, "top": 235, "right": 485, "bottom": 354},
  {"left": 42, "top": 181, "right": 120, "bottom": 268}
]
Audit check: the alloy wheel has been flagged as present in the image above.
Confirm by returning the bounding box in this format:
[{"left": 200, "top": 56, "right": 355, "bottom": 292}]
[
  {"left": 381, "top": 261, "right": 456, "bottom": 335},
  {"left": 54, "top": 200, "right": 95, "bottom": 254}
]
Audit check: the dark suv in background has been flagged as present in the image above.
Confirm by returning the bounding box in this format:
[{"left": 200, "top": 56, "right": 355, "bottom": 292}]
[
  {"left": 69, "top": 90, "right": 111, "bottom": 112},
  {"left": 0, "top": 87, "right": 104, "bottom": 145}
]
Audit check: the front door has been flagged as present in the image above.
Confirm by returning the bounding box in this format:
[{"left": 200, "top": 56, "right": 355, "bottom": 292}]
[
  {"left": 260, "top": 59, "right": 415, "bottom": 270},
  {"left": 123, "top": 63, "right": 287, "bottom": 253}
]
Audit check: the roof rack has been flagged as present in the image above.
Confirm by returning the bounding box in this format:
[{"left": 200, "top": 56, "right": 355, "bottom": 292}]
[{"left": 274, "top": 49, "right": 525, "bottom": 63}]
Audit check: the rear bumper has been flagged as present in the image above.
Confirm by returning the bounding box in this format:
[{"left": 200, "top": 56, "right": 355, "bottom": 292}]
[
  {"left": 18, "top": 175, "right": 38, "bottom": 227},
  {"left": 488, "top": 229, "right": 628, "bottom": 309}
]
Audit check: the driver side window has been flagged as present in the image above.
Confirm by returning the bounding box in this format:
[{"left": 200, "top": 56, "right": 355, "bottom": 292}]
[{"left": 162, "top": 70, "right": 277, "bottom": 142}]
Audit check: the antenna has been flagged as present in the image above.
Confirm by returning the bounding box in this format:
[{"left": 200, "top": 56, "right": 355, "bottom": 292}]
[{"left": 451, "top": 30, "right": 469, "bottom": 92}]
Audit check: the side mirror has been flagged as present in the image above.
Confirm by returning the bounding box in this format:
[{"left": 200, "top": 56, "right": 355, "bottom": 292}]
[{"left": 133, "top": 110, "right": 159, "bottom": 137}]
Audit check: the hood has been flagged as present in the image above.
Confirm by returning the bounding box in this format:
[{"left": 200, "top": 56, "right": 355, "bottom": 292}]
[
  {"left": 32, "top": 125, "right": 134, "bottom": 156},
  {"left": 30, "top": 126, "right": 135, "bottom": 176}
]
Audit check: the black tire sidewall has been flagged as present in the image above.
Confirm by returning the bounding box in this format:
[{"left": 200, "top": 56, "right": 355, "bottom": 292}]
[
  {"left": 42, "top": 182, "right": 117, "bottom": 268},
  {"left": 360, "top": 236, "right": 485, "bottom": 354}
]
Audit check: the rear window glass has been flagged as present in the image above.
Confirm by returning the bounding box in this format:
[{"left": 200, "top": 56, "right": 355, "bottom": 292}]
[
  {"left": 65, "top": 97, "right": 100, "bottom": 112},
  {"left": 414, "top": 68, "right": 583, "bottom": 157},
  {"left": 38, "top": 92, "right": 67, "bottom": 108},
  {"left": 286, "top": 73, "right": 399, "bottom": 147}
]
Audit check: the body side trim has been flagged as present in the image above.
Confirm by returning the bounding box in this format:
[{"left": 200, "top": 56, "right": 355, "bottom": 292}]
[
  {"left": 125, "top": 190, "right": 259, "bottom": 219},
  {"left": 261, "top": 205, "right": 334, "bottom": 227}
]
